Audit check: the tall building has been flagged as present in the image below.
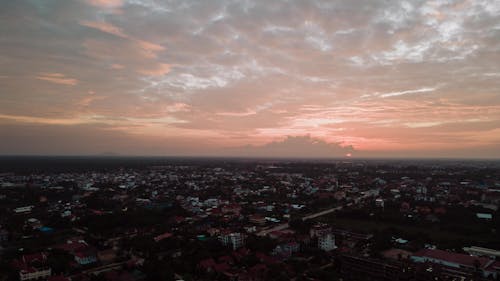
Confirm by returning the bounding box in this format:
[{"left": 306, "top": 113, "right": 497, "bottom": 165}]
[
  {"left": 219, "top": 232, "right": 245, "bottom": 250},
  {"left": 318, "top": 232, "right": 336, "bottom": 251}
]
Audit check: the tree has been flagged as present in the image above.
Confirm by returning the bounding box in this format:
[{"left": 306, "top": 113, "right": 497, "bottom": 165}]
[
  {"left": 48, "top": 249, "right": 73, "bottom": 275},
  {"left": 289, "top": 219, "right": 313, "bottom": 234},
  {"left": 245, "top": 235, "right": 277, "bottom": 252}
]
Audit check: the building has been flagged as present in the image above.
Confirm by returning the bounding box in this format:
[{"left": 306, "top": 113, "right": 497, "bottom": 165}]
[
  {"left": 318, "top": 232, "right": 336, "bottom": 251},
  {"left": 12, "top": 253, "right": 52, "bottom": 281},
  {"left": 0, "top": 228, "right": 8, "bottom": 242},
  {"left": 309, "top": 223, "right": 336, "bottom": 251},
  {"left": 20, "top": 267, "right": 52, "bottom": 281},
  {"left": 310, "top": 224, "right": 331, "bottom": 238},
  {"left": 222, "top": 204, "right": 242, "bottom": 215},
  {"left": 249, "top": 215, "right": 266, "bottom": 225},
  {"left": 219, "top": 232, "right": 245, "bottom": 250},
  {"left": 463, "top": 246, "right": 500, "bottom": 259},
  {"left": 13, "top": 205, "right": 34, "bottom": 214},
  {"left": 74, "top": 249, "right": 97, "bottom": 265},
  {"left": 97, "top": 249, "right": 117, "bottom": 264},
  {"left": 375, "top": 198, "right": 385, "bottom": 208},
  {"left": 340, "top": 255, "right": 412, "bottom": 281},
  {"left": 476, "top": 213, "right": 493, "bottom": 220},
  {"left": 272, "top": 242, "right": 300, "bottom": 259},
  {"left": 56, "top": 238, "right": 97, "bottom": 265},
  {"left": 411, "top": 249, "right": 500, "bottom": 279}
]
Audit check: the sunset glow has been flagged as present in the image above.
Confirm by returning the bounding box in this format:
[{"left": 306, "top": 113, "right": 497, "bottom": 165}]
[{"left": 0, "top": 0, "right": 499, "bottom": 158}]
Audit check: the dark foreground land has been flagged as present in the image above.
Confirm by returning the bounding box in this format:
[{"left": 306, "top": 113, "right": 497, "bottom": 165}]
[{"left": 0, "top": 156, "right": 499, "bottom": 281}]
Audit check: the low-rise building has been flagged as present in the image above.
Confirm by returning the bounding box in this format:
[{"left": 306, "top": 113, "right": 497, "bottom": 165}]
[
  {"left": 12, "top": 253, "right": 52, "bottom": 281},
  {"left": 411, "top": 249, "right": 500, "bottom": 279},
  {"left": 13, "top": 205, "right": 34, "bottom": 214},
  {"left": 463, "top": 246, "right": 500, "bottom": 260},
  {"left": 75, "top": 249, "right": 97, "bottom": 265}
]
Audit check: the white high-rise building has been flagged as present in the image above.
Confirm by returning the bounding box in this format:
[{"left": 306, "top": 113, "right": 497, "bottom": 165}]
[
  {"left": 219, "top": 232, "right": 245, "bottom": 250},
  {"left": 318, "top": 233, "right": 336, "bottom": 251}
]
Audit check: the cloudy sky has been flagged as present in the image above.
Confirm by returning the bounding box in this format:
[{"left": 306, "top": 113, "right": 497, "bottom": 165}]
[{"left": 1, "top": 0, "right": 499, "bottom": 158}]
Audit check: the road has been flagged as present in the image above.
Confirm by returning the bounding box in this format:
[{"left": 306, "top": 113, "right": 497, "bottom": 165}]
[
  {"left": 256, "top": 206, "right": 343, "bottom": 236},
  {"left": 256, "top": 191, "right": 375, "bottom": 236},
  {"left": 301, "top": 206, "right": 343, "bottom": 221},
  {"left": 256, "top": 222, "right": 290, "bottom": 236},
  {"left": 69, "top": 261, "right": 127, "bottom": 278}
]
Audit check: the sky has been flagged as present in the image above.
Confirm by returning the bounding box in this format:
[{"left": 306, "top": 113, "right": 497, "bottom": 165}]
[{"left": 0, "top": 0, "right": 499, "bottom": 158}]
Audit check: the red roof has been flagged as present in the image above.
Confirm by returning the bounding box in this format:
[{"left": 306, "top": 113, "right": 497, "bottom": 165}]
[
  {"left": 485, "top": 260, "right": 500, "bottom": 272},
  {"left": 433, "top": 207, "right": 447, "bottom": 214},
  {"left": 232, "top": 247, "right": 250, "bottom": 260},
  {"left": 173, "top": 216, "right": 185, "bottom": 223},
  {"left": 213, "top": 263, "right": 230, "bottom": 273},
  {"left": 56, "top": 240, "right": 88, "bottom": 252},
  {"left": 74, "top": 248, "right": 96, "bottom": 259},
  {"left": 255, "top": 252, "right": 279, "bottom": 264},
  {"left": 11, "top": 252, "right": 48, "bottom": 273},
  {"left": 198, "top": 258, "right": 216, "bottom": 269},
  {"left": 22, "top": 252, "right": 47, "bottom": 264},
  {"left": 413, "top": 249, "right": 492, "bottom": 268},
  {"left": 249, "top": 214, "right": 265, "bottom": 220},
  {"left": 90, "top": 209, "right": 104, "bottom": 215},
  {"left": 250, "top": 263, "right": 267, "bottom": 272},
  {"left": 316, "top": 192, "right": 335, "bottom": 199},
  {"left": 153, "top": 232, "right": 173, "bottom": 242},
  {"left": 218, "top": 255, "right": 234, "bottom": 264},
  {"left": 222, "top": 204, "right": 241, "bottom": 212},
  {"left": 248, "top": 263, "right": 268, "bottom": 277}
]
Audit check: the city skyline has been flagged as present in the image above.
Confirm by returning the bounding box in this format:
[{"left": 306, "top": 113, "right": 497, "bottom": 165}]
[{"left": 1, "top": 0, "right": 499, "bottom": 158}]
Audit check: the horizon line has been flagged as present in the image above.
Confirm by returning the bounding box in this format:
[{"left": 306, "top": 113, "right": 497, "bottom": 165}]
[{"left": 0, "top": 154, "right": 499, "bottom": 161}]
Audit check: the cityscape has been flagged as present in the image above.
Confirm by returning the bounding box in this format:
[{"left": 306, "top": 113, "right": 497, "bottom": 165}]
[{"left": 0, "top": 157, "right": 499, "bottom": 280}]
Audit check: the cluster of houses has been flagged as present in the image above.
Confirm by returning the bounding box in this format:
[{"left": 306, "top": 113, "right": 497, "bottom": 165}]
[{"left": 0, "top": 160, "right": 499, "bottom": 280}]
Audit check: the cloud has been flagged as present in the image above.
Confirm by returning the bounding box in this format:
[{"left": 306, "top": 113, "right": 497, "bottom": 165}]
[
  {"left": 136, "top": 40, "right": 165, "bottom": 58},
  {"left": 165, "top": 102, "right": 190, "bottom": 112},
  {"left": 226, "top": 135, "right": 355, "bottom": 158},
  {"left": 1, "top": 0, "right": 500, "bottom": 158},
  {"left": 80, "top": 20, "right": 127, "bottom": 38},
  {"left": 111, "top": 63, "right": 124, "bottom": 69},
  {"left": 139, "top": 63, "right": 171, "bottom": 76},
  {"left": 378, "top": 87, "right": 437, "bottom": 98},
  {"left": 79, "top": 20, "right": 167, "bottom": 75},
  {"left": 79, "top": 21, "right": 165, "bottom": 58},
  {"left": 35, "top": 73, "right": 78, "bottom": 86},
  {"left": 0, "top": 113, "right": 86, "bottom": 125},
  {"left": 86, "top": 0, "right": 123, "bottom": 8},
  {"left": 77, "top": 95, "right": 105, "bottom": 107}
]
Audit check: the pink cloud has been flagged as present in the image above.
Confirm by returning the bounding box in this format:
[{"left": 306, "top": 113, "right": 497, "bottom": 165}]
[
  {"left": 86, "top": 0, "right": 123, "bottom": 8},
  {"left": 166, "top": 103, "right": 191, "bottom": 112},
  {"left": 35, "top": 73, "right": 78, "bottom": 86},
  {"left": 136, "top": 40, "right": 165, "bottom": 58},
  {"left": 0, "top": 113, "right": 84, "bottom": 125},
  {"left": 139, "top": 63, "right": 171, "bottom": 76},
  {"left": 77, "top": 95, "right": 105, "bottom": 107},
  {"left": 80, "top": 21, "right": 165, "bottom": 61},
  {"left": 110, "top": 63, "right": 124, "bottom": 70},
  {"left": 80, "top": 20, "right": 127, "bottom": 38}
]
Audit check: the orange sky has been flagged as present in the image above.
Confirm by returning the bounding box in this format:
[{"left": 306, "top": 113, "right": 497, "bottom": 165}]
[{"left": 0, "top": 0, "right": 499, "bottom": 158}]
